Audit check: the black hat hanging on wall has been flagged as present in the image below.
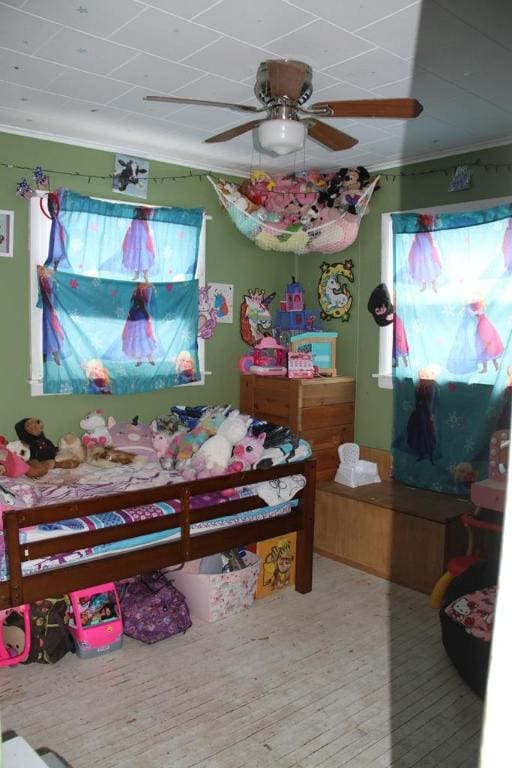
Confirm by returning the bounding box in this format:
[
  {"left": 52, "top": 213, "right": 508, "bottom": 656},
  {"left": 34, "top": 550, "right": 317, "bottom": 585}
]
[{"left": 368, "top": 283, "right": 394, "bottom": 326}]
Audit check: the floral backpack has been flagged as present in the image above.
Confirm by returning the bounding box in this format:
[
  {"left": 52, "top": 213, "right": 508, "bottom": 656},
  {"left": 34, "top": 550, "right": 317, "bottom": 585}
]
[{"left": 119, "top": 571, "right": 192, "bottom": 644}]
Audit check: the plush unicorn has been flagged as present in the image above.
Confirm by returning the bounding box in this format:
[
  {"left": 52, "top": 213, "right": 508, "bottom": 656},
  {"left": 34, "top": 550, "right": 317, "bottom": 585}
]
[
  {"left": 184, "top": 410, "right": 252, "bottom": 479},
  {"left": 227, "top": 432, "right": 266, "bottom": 473}
]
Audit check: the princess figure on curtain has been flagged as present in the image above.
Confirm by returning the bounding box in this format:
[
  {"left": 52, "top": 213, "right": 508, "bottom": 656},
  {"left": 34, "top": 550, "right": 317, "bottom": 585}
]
[
  {"left": 175, "top": 351, "right": 197, "bottom": 384},
  {"left": 37, "top": 265, "right": 66, "bottom": 366},
  {"left": 406, "top": 365, "right": 440, "bottom": 463},
  {"left": 122, "top": 282, "right": 156, "bottom": 367},
  {"left": 471, "top": 300, "right": 504, "bottom": 373},
  {"left": 447, "top": 298, "right": 504, "bottom": 375},
  {"left": 408, "top": 228, "right": 442, "bottom": 292},
  {"left": 84, "top": 358, "right": 112, "bottom": 395},
  {"left": 393, "top": 313, "right": 409, "bottom": 367},
  {"left": 122, "top": 206, "right": 155, "bottom": 281}
]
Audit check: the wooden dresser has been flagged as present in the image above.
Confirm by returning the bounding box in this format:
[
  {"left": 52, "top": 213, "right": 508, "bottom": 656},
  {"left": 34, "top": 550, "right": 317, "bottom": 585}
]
[{"left": 240, "top": 374, "right": 355, "bottom": 479}]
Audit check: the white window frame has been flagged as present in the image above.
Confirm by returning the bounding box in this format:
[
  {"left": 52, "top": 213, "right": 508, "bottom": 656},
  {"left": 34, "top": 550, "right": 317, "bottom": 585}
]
[
  {"left": 29, "top": 193, "right": 206, "bottom": 396},
  {"left": 378, "top": 195, "right": 512, "bottom": 389}
]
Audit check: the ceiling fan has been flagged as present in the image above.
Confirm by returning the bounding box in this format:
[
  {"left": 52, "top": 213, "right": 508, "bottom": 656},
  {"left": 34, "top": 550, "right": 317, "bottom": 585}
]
[{"left": 144, "top": 59, "right": 423, "bottom": 156}]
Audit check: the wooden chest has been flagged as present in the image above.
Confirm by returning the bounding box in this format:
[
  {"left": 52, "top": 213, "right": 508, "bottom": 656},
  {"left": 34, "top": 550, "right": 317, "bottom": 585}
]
[{"left": 240, "top": 374, "right": 355, "bottom": 479}]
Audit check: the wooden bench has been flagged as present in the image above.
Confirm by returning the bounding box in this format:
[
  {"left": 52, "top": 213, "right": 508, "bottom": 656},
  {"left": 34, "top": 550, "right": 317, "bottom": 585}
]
[{"left": 314, "top": 448, "right": 470, "bottom": 594}]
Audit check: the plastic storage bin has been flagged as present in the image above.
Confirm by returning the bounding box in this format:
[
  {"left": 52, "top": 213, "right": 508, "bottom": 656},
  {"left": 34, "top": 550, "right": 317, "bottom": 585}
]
[
  {"left": 68, "top": 582, "right": 123, "bottom": 659},
  {"left": 170, "top": 551, "right": 260, "bottom": 623}
]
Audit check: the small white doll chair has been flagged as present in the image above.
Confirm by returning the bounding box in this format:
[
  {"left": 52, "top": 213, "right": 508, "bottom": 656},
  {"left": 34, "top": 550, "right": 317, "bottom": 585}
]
[{"left": 335, "top": 442, "right": 381, "bottom": 488}]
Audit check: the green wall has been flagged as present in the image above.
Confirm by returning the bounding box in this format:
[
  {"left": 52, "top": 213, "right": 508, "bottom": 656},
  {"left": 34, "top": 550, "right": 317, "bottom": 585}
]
[
  {"left": 1, "top": 130, "right": 510, "bottom": 448},
  {"left": 0, "top": 131, "right": 293, "bottom": 440},
  {"left": 298, "top": 143, "right": 512, "bottom": 450}
]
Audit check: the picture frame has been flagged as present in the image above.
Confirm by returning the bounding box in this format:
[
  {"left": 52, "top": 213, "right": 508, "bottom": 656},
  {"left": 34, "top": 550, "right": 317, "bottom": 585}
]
[
  {"left": 209, "top": 282, "right": 234, "bottom": 323},
  {"left": 0, "top": 210, "right": 14, "bottom": 258},
  {"left": 112, "top": 154, "right": 149, "bottom": 199}
]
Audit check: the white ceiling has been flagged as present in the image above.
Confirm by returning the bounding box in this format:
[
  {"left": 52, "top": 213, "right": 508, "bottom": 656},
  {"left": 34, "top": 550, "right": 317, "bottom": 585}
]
[{"left": 0, "top": 0, "right": 511, "bottom": 175}]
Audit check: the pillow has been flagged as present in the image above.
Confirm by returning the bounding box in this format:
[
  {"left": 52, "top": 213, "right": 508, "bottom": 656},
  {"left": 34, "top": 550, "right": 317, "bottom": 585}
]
[
  {"left": 445, "top": 586, "right": 496, "bottom": 642},
  {"left": 107, "top": 418, "right": 158, "bottom": 460}
]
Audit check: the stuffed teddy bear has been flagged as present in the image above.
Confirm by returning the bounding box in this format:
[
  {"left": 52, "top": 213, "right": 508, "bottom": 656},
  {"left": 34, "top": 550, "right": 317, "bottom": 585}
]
[
  {"left": 14, "top": 417, "right": 78, "bottom": 472},
  {"left": 56, "top": 433, "right": 85, "bottom": 465}
]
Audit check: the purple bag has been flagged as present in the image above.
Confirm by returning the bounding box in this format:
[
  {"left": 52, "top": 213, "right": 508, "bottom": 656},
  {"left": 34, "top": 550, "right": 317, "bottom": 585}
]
[{"left": 119, "top": 571, "right": 191, "bottom": 644}]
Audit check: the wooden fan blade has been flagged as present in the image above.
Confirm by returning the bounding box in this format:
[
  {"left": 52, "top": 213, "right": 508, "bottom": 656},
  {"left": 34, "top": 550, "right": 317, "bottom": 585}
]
[
  {"left": 144, "top": 95, "right": 262, "bottom": 113},
  {"left": 204, "top": 119, "right": 264, "bottom": 144},
  {"left": 267, "top": 60, "right": 309, "bottom": 101},
  {"left": 309, "top": 98, "right": 423, "bottom": 119},
  {"left": 306, "top": 120, "right": 358, "bottom": 151}
]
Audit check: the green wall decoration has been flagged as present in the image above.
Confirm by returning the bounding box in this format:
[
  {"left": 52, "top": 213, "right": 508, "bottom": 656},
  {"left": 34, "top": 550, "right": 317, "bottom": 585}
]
[{"left": 1, "top": 130, "right": 511, "bottom": 453}]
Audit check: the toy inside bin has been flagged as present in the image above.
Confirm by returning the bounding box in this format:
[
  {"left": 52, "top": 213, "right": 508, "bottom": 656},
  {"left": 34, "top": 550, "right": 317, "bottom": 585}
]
[
  {"left": 68, "top": 583, "right": 123, "bottom": 659},
  {"left": 0, "top": 605, "right": 31, "bottom": 667}
]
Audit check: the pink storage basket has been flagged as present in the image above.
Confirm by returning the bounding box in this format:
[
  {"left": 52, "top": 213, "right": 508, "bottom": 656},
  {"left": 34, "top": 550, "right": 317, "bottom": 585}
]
[
  {"left": 0, "top": 605, "right": 31, "bottom": 667},
  {"left": 68, "top": 582, "right": 123, "bottom": 659}
]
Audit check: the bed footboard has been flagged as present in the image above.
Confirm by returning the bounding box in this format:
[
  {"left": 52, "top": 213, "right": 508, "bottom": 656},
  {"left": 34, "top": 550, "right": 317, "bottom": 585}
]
[{"left": 0, "top": 459, "right": 316, "bottom": 609}]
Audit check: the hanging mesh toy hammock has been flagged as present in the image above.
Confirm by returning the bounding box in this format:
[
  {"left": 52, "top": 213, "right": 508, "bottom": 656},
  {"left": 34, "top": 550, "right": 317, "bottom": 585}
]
[{"left": 208, "top": 173, "right": 379, "bottom": 255}]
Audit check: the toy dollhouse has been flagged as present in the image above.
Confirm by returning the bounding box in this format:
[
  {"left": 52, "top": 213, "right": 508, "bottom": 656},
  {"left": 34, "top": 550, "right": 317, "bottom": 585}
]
[{"left": 275, "top": 278, "right": 323, "bottom": 345}]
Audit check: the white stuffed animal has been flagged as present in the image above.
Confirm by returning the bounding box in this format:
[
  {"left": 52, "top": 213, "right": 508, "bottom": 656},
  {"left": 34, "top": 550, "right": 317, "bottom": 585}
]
[
  {"left": 190, "top": 410, "right": 251, "bottom": 476},
  {"left": 80, "top": 410, "right": 112, "bottom": 447}
]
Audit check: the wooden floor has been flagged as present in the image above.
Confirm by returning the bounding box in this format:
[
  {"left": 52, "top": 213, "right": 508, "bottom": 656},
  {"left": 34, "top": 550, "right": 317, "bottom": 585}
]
[{"left": 1, "top": 556, "right": 483, "bottom": 768}]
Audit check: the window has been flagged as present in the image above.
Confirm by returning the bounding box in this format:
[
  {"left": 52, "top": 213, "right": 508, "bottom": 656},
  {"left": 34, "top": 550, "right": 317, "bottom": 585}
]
[
  {"left": 378, "top": 195, "right": 512, "bottom": 389},
  {"left": 29, "top": 192, "right": 205, "bottom": 396},
  {"left": 386, "top": 195, "right": 512, "bottom": 494}
]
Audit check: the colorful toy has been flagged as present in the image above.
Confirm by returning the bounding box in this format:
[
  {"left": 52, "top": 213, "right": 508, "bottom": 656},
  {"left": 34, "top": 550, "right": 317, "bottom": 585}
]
[
  {"left": 287, "top": 351, "right": 314, "bottom": 379},
  {"left": 0, "top": 605, "right": 31, "bottom": 667},
  {"left": 228, "top": 432, "right": 267, "bottom": 473},
  {"left": 290, "top": 332, "right": 337, "bottom": 377},
  {"left": 275, "top": 277, "right": 322, "bottom": 337},
  {"left": 68, "top": 583, "right": 123, "bottom": 659},
  {"left": 174, "top": 406, "right": 228, "bottom": 467},
  {"left": 238, "top": 337, "right": 287, "bottom": 377}
]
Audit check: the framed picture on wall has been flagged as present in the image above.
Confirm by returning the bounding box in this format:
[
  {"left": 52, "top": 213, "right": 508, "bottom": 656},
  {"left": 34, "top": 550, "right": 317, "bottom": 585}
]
[
  {"left": 0, "top": 210, "right": 13, "bottom": 258},
  {"left": 209, "top": 282, "right": 234, "bottom": 323},
  {"left": 112, "top": 154, "right": 149, "bottom": 199}
]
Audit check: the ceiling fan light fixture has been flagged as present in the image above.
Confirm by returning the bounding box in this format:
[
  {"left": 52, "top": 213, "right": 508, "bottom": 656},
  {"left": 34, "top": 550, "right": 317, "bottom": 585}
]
[{"left": 257, "top": 119, "right": 306, "bottom": 156}]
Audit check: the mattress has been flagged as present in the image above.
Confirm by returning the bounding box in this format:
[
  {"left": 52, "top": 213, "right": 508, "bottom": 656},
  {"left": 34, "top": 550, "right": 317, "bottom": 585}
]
[{"left": 0, "top": 458, "right": 306, "bottom": 580}]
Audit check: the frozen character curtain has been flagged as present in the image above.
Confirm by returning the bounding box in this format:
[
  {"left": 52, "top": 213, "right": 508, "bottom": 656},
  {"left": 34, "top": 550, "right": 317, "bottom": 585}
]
[
  {"left": 39, "top": 188, "right": 203, "bottom": 395},
  {"left": 391, "top": 204, "right": 512, "bottom": 494}
]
